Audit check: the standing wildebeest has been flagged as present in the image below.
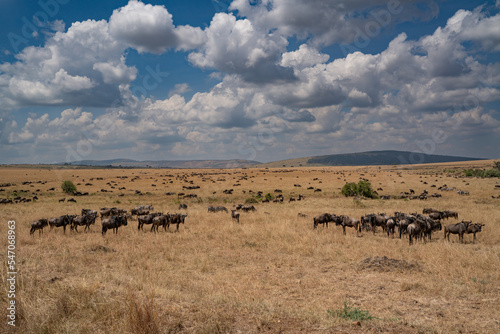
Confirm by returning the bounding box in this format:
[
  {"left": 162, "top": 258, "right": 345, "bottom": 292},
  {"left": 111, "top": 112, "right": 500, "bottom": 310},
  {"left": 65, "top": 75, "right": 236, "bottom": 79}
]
[
  {"left": 101, "top": 207, "right": 127, "bottom": 219},
  {"left": 442, "top": 210, "right": 459, "bottom": 220},
  {"left": 170, "top": 214, "right": 187, "bottom": 231},
  {"left": 339, "top": 215, "right": 361, "bottom": 236},
  {"left": 151, "top": 214, "right": 171, "bottom": 233},
  {"left": 444, "top": 221, "right": 470, "bottom": 243},
  {"left": 386, "top": 218, "right": 396, "bottom": 238},
  {"left": 231, "top": 210, "right": 240, "bottom": 223},
  {"left": 137, "top": 212, "right": 162, "bottom": 231},
  {"left": 407, "top": 221, "right": 423, "bottom": 245},
  {"left": 49, "top": 215, "right": 72, "bottom": 233},
  {"left": 102, "top": 215, "right": 128, "bottom": 235},
  {"left": 313, "top": 213, "right": 336, "bottom": 229},
  {"left": 366, "top": 214, "right": 387, "bottom": 234},
  {"left": 131, "top": 205, "right": 154, "bottom": 215},
  {"left": 466, "top": 223, "right": 484, "bottom": 243},
  {"left": 71, "top": 211, "right": 98, "bottom": 232},
  {"left": 30, "top": 218, "right": 48, "bottom": 236}
]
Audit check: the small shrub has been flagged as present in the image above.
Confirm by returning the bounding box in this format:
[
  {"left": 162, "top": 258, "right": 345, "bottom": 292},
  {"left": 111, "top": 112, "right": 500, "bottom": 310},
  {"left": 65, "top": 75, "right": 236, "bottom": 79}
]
[
  {"left": 327, "top": 301, "right": 377, "bottom": 321},
  {"left": 61, "top": 180, "right": 77, "bottom": 195},
  {"left": 264, "top": 193, "right": 273, "bottom": 201},
  {"left": 245, "top": 197, "right": 259, "bottom": 204}
]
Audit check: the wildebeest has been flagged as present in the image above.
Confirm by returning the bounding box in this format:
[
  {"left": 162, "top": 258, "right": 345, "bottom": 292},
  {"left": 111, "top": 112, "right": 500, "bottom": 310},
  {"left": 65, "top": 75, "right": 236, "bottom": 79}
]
[
  {"left": 208, "top": 206, "right": 228, "bottom": 213},
  {"left": 444, "top": 221, "right": 470, "bottom": 243},
  {"left": 236, "top": 204, "right": 256, "bottom": 212},
  {"left": 102, "top": 215, "right": 128, "bottom": 235},
  {"left": 339, "top": 215, "right": 361, "bottom": 236},
  {"left": 442, "top": 210, "right": 459, "bottom": 220},
  {"left": 466, "top": 223, "right": 484, "bottom": 243},
  {"left": 137, "top": 213, "right": 163, "bottom": 231},
  {"left": 151, "top": 214, "right": 171, "bottom": 233},
  {"left": 231, "top": 210, "right": 240, "bottom": 223},
  {"left": 101, "top": 207, "right": 127, "bottom": 218},
  {"left": 313, "top": 213, "right": 336, "bottom": 229},
  {"left": 131, "top": 205, "right": 154, "bottom": 215},
  {"left": 385, "top": 218, "right": 396, "bottom": 238},
  {"left": 364, "top": 214, "right": 387, "bottom": 234},
  {"left": 30, "top": 218, "right": 48, "bottom": 236},
  {"left": 407, "top": 222, "right": 422, "bottom": 245},
  {"left": 178, "top": 203, "right": 188, "bottom": 210},
  {"left": 170, "top": 214, "right": 187, "bottom": 231},
  {"left": 71, "top": 211, "right": 98, "bottom": 232},
  {"left": 49, "top": 215, "right": 72, "bottom": 233}
]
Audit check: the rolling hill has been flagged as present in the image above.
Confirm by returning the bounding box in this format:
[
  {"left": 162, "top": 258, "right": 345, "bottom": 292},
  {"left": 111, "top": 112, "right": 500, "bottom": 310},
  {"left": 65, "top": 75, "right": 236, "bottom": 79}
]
[{"left": 257, "top": 150, "right": 486, "bottom": 167}]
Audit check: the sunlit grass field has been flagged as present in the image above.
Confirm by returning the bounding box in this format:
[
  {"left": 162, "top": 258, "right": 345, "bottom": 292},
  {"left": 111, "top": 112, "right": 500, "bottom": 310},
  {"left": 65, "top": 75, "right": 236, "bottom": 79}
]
[{"left": 1, "top": 160, "right": 499, "bottom": 333}]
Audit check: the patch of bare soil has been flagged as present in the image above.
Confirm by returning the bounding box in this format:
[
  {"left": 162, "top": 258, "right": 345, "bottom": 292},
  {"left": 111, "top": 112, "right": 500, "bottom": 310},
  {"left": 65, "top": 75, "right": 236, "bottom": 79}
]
[{"left": 357, "top": 256, "right": 422, "bottom": 272}]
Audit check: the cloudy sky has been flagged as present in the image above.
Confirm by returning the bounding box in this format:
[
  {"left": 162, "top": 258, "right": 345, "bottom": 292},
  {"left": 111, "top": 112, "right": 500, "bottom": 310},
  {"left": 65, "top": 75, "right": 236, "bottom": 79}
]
[{"left": 0, "top": 0, "right": 499, "bottom": 164}]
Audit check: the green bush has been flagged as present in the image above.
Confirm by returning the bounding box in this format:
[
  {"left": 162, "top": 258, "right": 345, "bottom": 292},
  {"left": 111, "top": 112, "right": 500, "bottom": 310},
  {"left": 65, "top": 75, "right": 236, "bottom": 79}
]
[
  {"left": 341, "top": 182, "right": 358, "bottom": 197},
  {"left": 464, "top": 168, "right": 500, "bottom": 178},
  {"left": 264, "top": 193, "right": 273, "bottom": 201},
  {"left": 341, "top": 180, "right": 378, "bottom": 199},
  {"left": 61, "top": 180, "right": 77, "bottom": 195},
  {"left": 327, "top": 301, "right": 377, "bottom": 321}
]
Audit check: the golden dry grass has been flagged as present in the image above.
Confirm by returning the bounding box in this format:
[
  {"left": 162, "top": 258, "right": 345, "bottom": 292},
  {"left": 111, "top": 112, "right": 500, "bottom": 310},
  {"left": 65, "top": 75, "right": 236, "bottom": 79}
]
[{"left": 1, "top": 160, "right": 499, "bottom": 333}]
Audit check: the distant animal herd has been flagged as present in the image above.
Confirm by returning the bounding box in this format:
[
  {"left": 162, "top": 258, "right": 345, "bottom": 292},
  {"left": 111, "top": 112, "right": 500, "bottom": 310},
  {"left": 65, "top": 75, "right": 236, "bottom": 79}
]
[
  {"left": 29, "top": 201, "right": 484, "bottom": 244},
  {"left": 311, "top": 209, "right": 484, "bottom": 245}
]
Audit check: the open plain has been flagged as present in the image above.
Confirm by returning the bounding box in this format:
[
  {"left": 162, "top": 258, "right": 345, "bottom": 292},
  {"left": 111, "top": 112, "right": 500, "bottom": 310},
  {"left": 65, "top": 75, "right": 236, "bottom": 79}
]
[{"left": 1, "top": 160, "right": 499, "bottom": 333}]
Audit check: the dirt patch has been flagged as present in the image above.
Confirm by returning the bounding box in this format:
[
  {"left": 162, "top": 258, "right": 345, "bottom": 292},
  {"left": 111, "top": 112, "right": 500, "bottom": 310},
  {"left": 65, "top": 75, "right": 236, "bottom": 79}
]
[{"left": 358, "top": 256, "right": 422, "bottom": 272}]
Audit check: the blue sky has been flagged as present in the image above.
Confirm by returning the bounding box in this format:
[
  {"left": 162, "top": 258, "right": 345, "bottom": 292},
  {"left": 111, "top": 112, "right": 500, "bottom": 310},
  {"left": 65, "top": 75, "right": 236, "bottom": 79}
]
[{"left": 0, "top": 0, "right": 499, "bottom": 163}]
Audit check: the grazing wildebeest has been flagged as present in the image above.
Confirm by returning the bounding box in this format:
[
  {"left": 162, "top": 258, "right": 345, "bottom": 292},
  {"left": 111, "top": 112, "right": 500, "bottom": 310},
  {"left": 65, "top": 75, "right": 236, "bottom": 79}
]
[
  {"left": 67, "top": 198, "right": 76, "bottom": 203},
  {"left": 339, "top": 215, "right": 361, "bottom": 236},
  {"left": 137, "top": 213, "right": 162, "bottom": 231},
  {"left": 444, "top": 221, "right": 470, "bottom": 243},
  {"left": 237, "top": 205, "right": 256, "bottom": 212},
  {"left": 313, "top": 213, "right": 335, "bottom": 229},
  {"left": 466, "top": 223, "right": 484, "bottom": 243},
  {"left": 30, "top": 219, "right": 48, "bottom": 236},
  {"left": 178, "top": 203, "right": 188, "bottom": 210},
  {"left": 58, "top": 198, "right": 65, "bottom": 203},
  {"left": 208, "top": 206, "right": 228, "bottom": 213},
  {"left": 231, "top": 210, "right": 240, "bottom": 223},
  {"left": 49, "top": 215, "right": 72, "bottom": 233},
  {"left": 102, "top": 215, "right": 128, "bottom": 235}
]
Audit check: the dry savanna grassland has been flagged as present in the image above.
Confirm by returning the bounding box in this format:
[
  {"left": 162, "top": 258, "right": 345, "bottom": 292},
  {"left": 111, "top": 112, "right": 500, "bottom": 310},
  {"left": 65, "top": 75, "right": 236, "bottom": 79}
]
[{"left": 0, "top": 160, "right": 499, "bottom": 334}]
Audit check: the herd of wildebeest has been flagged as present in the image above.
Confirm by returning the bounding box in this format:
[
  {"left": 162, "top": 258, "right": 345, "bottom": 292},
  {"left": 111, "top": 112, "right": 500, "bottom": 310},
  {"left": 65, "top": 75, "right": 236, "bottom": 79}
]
[
  {"left": 28, "top": 200, "right": 484, "bottom": 244},
  {"left": 311, "top": 209, "right": 484, "bottom": 245},
  {"left": 2, "top": 168, "right": 491, "bottom": 244}
]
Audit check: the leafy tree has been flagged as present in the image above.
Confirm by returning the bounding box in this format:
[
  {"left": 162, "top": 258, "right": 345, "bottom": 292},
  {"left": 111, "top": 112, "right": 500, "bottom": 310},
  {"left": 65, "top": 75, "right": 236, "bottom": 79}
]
[
  {"left": 341, "top": 180, "right": 378, "bottom": 199},
  {"left": 341, "top": 182, "right": 358, "bottom": 197},
  {"left": 61, "top": 180, "right": 77, "bottom": 195}
]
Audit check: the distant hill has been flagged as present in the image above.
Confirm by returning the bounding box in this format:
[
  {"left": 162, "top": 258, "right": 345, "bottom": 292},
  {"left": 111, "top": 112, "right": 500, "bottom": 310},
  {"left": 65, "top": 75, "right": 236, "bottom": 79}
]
[
  {"left": 257, "top": 150, "right": 485, "bottom": 167},
  {"left": 61, "top": 159, "right": 261, "bottom": 169}
]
